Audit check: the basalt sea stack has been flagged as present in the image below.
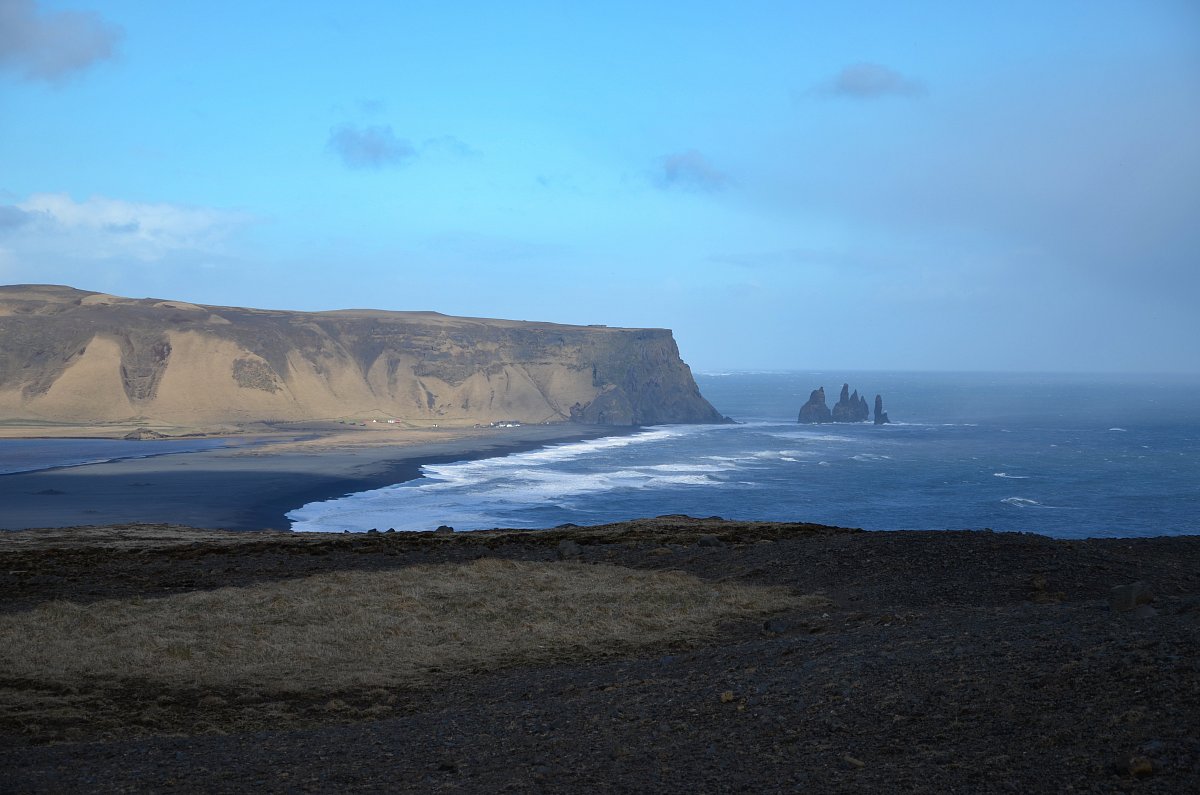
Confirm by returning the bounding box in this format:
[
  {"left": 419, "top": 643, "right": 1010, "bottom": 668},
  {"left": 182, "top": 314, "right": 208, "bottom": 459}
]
[
  {"left": 797, "top": 387, "right": 833, "bottom": 423},
  {"left": 874, "top": 394, "right": 890, "bottom": 425},
  {"left": 831, "top": 384, "right": 869, "bottom": 422},
  {"left": 799, "top": 382, "right": 891, "bottom": 424},
  {"left": 0, "top": 285, "right": 723, "bottom": 428}
]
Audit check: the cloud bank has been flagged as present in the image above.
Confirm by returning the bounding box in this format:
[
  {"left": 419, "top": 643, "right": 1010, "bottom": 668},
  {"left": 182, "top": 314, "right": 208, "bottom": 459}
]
[
  {"left": 653, "top": 150, "right": 730, "bottom": 192},
  {"left": 0, "top": 193, "right": 253, "bottom": 262},
  {"left": 0, "top": 0, "right": 121, "bottom": 82},
  {"left": 328, "top": 124, "right": 417, "bottom": 169}
]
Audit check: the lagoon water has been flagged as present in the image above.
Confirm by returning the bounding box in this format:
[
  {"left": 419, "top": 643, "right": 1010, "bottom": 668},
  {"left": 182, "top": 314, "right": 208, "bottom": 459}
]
[
  {"left": 0, "top": 437, "right": 233, "bottom": 476},
  {"left": 288, "top": 372, "right": 1200, "bottom": 539}
]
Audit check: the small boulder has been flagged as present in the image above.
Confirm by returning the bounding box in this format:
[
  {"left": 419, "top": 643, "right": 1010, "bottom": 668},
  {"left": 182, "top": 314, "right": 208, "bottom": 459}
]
[
  {"left": 434, "top": 525, "right": 455, "bottom": 535},
  {"left": 697, "top": 534, "right": 724, "bottom": 548},
  {"left": 557, "top": 539, "right": 582, "bottom": 559}
]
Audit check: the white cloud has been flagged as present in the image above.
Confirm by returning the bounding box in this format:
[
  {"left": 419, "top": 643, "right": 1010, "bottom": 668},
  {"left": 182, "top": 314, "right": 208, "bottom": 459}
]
[
  {"left": 0, "top": 0, "right": 121, "bottom": 82},
  {"left": 2, "top": 193, "right": 254, "bottom": 263}
]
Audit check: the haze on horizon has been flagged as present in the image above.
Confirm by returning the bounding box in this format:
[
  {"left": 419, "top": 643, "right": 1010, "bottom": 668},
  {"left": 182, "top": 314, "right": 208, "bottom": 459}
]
[{"left": 1, "top": 1, "right": 1197, "bottom": 375}]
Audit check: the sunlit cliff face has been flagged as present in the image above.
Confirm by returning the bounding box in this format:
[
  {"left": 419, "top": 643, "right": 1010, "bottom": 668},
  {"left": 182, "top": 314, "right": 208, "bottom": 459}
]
[{"left": 0, "top": 285, "right": 723, "bottom": 427}]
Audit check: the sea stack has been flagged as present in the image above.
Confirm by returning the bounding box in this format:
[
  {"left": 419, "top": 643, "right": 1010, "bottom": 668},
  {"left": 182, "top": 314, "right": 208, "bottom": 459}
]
[
  {"left": 831, "top": 383, "right": 869, "bottom": 423},
  {"left": 799, "top": 382, "right": 890, "bottom": 425},
  {"left": 797, "top": 387, "right": 832, "bottom": 423},
  {"left": 874, "top": 394, "right": 890, "bottom": 425}
]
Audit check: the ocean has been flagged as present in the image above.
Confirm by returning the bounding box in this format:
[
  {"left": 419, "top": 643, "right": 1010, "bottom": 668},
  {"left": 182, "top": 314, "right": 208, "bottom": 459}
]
[{"left": 288, "top": 372, "right": 1200, "bottom": 539}]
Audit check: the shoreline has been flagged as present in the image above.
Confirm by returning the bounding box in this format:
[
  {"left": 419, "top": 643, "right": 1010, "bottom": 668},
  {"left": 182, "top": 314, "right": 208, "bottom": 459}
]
[{"left": 0, "top": 423, "right": 632, "bottom": 532}]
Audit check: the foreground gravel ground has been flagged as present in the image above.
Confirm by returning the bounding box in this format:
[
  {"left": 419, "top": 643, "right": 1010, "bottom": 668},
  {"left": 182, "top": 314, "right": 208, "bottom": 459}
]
[{"left": 2, "top": 518, "right": 1198, "bottom": 793}]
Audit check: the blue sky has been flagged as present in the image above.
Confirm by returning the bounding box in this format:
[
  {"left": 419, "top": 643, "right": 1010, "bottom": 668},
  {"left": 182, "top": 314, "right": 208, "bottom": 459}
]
[{"left": 2, "top": 0, "right": 1198, "bottom": 373}]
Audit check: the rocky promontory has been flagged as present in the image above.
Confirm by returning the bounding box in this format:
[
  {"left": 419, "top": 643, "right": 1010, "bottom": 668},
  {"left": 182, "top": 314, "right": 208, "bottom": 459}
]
[
  {"left": 799, "top": 383, "right": 890, "bottom": 424},
  {"left": 0, "top": 284, "right": 724, "bottom": 428}
]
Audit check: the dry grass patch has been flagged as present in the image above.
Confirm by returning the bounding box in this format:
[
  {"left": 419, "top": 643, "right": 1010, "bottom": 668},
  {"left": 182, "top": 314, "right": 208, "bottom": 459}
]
[{"left": 1, "top": 559, "right": 816, "bottom": 694}]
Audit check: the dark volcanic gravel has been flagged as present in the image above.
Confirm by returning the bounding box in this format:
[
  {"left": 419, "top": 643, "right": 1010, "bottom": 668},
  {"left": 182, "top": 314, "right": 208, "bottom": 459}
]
[{"left": 2, "top": 518, "right": 1198, "bottom": 793}]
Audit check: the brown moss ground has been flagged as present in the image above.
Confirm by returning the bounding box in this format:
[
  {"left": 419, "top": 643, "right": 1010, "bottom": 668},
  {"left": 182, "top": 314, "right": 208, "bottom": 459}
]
[{"left": 1, "top": 560, "right": 807, "bottom": 695}]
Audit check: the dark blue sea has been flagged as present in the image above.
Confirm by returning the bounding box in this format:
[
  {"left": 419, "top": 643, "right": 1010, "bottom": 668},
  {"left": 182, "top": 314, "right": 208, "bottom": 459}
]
[{"left": 289, "top": 372, "right": 1200, "bottom": 539}]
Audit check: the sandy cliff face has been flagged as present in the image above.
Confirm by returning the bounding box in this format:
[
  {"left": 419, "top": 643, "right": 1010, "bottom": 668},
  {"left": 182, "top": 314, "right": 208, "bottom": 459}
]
[{"left": 0, "top": 285, "right": 723, "bottom": 427}]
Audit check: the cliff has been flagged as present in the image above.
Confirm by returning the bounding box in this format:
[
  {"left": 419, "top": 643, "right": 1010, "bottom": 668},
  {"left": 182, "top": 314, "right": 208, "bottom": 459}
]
[{"left": 0, "top": 285, "right": 724, "bottom": 428}]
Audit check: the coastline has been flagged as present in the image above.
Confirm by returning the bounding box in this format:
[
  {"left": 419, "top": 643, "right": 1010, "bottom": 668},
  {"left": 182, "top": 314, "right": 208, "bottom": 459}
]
[{"left": 0, "top": 423, "right": 631, "bottom": 532}]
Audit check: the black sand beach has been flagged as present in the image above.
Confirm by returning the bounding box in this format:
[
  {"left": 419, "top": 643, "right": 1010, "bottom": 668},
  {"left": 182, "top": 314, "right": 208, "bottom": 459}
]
[{"left": 0, "top": 425, "right": 622, "bottom": 532}]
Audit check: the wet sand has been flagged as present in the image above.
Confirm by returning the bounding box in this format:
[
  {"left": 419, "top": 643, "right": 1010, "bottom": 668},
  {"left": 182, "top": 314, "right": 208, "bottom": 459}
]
[{"left": 0, "top": 424, "right": 622, "bottom": 531}]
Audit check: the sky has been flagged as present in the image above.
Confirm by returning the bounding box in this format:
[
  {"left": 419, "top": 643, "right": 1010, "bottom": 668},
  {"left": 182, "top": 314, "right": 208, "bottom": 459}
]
[{"left": 1, "top": 0, "right": 1198, "bottom": 374}]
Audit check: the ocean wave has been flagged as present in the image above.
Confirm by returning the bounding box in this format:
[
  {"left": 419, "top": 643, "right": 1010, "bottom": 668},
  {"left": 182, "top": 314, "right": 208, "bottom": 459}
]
[
  {"left": 993, "top": 472, "right": 1029, "bottom": 479},
  {"left": 511, "top": 426, "right": 691, "bottom": 465},
  {"left": 751, "top": 449, "right": 810, "bottom": 460},
  {"left": 999, "top": 496, "right": 1075, "bottom": 510},
  {"left": 1001, "top": 497, "right": 1043, "bottom": 508},
  {"left": 412, "top": 426, "right": 701, "bottom": 488},
  {"left": 851, "top": 453, "right": 892, "bottom": 462},
  {"left": 1108, "top": 427, "right": 1128, "bottom": 432},
  {"left": 642, "top": 463, "right": 731, "bottom": 473},
  {"left": 289, "top": 460, "right": 721, "bottom": 533},
  {"left": 880, "top": 422, "right": 978, "bottom": 428},
  {"left": 766, "top": 431, "right": 856, "bottom": 443}
]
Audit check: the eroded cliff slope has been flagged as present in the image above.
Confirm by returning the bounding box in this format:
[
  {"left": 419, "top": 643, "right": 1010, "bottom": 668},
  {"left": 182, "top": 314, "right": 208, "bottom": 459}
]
[{"left": 0, "top": 285, "right": 723, "bottom": 427}]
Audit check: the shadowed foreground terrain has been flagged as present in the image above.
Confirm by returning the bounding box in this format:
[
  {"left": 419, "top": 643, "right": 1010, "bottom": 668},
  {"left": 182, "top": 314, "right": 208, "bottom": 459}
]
[{"left": 1, "top": 518, "right": 1198, "bottom": 793}]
